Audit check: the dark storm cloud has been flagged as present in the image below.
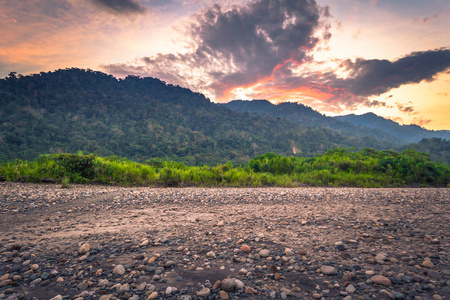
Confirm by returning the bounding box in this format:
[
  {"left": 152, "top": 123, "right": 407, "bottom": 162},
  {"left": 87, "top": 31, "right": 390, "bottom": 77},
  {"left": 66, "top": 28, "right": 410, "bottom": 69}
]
[
  {"left": 259, "top": 48, "right": 450, "bottom": 110},
  {"left": 89, "top": 0, "right": 148, "bottom": 15},
  {"left": 334, "top": 48, "right": 450, "bottom": 97},
  {"left": 189, "top": 0, "right": 321, "bottom": 85},
  {"left": 103, "top": 0, "right": 327, "bottom": 98}
]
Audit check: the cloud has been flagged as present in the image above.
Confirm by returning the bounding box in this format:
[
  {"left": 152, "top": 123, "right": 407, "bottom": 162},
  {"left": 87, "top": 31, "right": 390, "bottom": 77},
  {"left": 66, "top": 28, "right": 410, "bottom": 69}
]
[
  {"left": 103, "top": 0, "right": 328, "bottom": 98},
  {"left": 235, "top": 48, "right": 450, "bottom": 112},
  {"left": 89, "top": 0, "right": 148, "bottom": 15},
  {"left": 396, "top": 103, "right": 416, "bottom": 115},
  {"left": 362, "top": 99, "right": 387, "bottom": 108},
  {"left": 331, "top": 48, "right": 450, "bottom": 97}
]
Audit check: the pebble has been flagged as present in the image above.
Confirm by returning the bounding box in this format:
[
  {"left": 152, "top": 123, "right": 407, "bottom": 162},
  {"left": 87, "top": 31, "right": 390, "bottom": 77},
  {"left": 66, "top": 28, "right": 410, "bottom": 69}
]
[
  {"left": 78, "top": 243, "right": 90, "bottom": 254},
  {"left": 422, "top": 259, "right": 434, "bottom": 269},
  {"left": 346, "top": 284, "right": 356, "bottom": 293},
  {"left": 113, "top": 264, "right": 125, "bottom": 275},
  {"left": 380, "top": 289, "right": 395, "bottom": 299},
  {"left": 240, "top": 244, "right": 251, "bottom": 252},
  {"left": 219, "top": 290, "right": 229, "bottom": 299},
  {"left": 197, "top": 287, "right": 210, "bottom": 298},
  {"left": 321, "top": 265, "right": 338, "bottom": 275},
  {"left": 245, "top": 287, "right": 257, "bottom": 294},
  {"left": 259, "top": 249, "right": 270, "bottom": 258},
  {"left": 371, "top": 275, "right": 391, "bottom": 287},
  {"left": 220, "top": 278, "right": 236, "bottom": 291}
]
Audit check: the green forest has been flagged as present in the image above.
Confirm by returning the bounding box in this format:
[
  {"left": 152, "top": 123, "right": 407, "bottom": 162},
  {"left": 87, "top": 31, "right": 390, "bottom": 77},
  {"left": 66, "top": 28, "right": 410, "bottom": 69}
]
[
  {"left": 1, "top": 148, "right": 448, "bottom": 187},
  {"left": 0, "top": 68, "right": 413, "bottom": 164}
]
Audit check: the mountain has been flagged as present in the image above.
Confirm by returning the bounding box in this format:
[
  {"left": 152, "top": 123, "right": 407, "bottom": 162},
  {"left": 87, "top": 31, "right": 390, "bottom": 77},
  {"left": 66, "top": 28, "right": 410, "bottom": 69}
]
[
  {"left": 0, "top": 68, "right": 390, "bottom": 164},
  {"left": 335, "top": 113, "right": 450, "bottom": 144},
  {"left": 223, "top": 100, "right": 398, "bottom": 144}
]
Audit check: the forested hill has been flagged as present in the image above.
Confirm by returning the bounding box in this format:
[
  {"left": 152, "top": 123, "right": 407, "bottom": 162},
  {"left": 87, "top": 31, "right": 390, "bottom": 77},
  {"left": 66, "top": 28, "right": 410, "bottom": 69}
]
[
  {"left": 335, "top": 113, "right": 450, "bottom": 143},
  {"left": 0, "top": 69, "right": 393, "bottom": 164},
  {"left": 223, "top": 100, "right": 397, "bottom": 143}
]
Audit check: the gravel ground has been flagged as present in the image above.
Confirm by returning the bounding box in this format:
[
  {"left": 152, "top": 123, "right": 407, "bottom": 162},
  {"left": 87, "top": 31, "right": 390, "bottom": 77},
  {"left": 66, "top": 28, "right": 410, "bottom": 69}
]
[{"left": 0, "top": 182, "right": 449, "bottom": 300}]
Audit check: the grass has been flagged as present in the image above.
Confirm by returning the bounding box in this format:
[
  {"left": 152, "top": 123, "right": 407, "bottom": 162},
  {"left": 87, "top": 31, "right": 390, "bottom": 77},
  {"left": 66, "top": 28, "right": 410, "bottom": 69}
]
[{"left": 0, "top": 148, "right": 448, "bottom": 187}]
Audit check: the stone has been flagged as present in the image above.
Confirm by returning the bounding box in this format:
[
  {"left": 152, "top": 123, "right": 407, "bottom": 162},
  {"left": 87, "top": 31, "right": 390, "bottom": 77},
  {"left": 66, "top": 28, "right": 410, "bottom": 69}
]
[
  {"left": 235, "top": 279, "right": 244, "bottom": 289},
  {"left": 206, "top": 251, "right": 216, "bottom": 258},
  {"left": 321, "top": 265, "right": 338, "bottom": 275},
  {"left": 50, "top": 296, "right": 63, "bottom": 300},
  {"left": 346, "top": 284, "right": 356, "bottom": 294},
  {"left": 312, "top": 293, "right": 322, "bottom": 299},
  {"left": 372, "top": 275, "right": 391, "bottom": 287},
  {"left": 139, "top": 239, "right": 149, "bottom": 247},
  {"left": 165, "top": 286, "right": 173, "bottom": 296},
  {"left": 79, "top": 243, "right": 90, "bottom": 254},
  {"left": 245, "top": 287, "right": 257, "bottom": 294},
  {"left": 119, "top": 283, "right": 130, "bottom": 293},
  {"left": 240, "top": 245, "right": 251, "bottom": 252},
  {"left": 391, "top": 291, "right": 405, "bottom": 299},
  {"left": 284, "top": 247, "right": 294, "bottom": 256},
  {"left": 0, "top": 274, "right": 9, "bottom": 281},
  {"left": 113, "top": 264, "right": 125, "bottom": 275},
  {"left": 219, "top": 290, "right": 229, "bottom": 299},
  {"left": 213, "top": 280, "right": 221, "bottom": 290},
  {"left": 375, "top": 252, "right": 388, "bottom": 264},
  {"left": 77, "top": 281, "right": 88, "bottom": 290},
  {"left": 238, "top": 268, "right": 247, "bottom": 275},
  {"left": 165, "top": 260, "right": 175, "bottom": 268},
  {"left": 197, "top": 287, "right": 210, "bottom": 298},
  {"left": 422, "top": 260, "right": 434, "bottom": 269},
  {"left": 343, "top": 272, "right": 356, "bottom": 281},
  {"left": 259, "top": 249, "right": 270, "bottom": 258},
  {"left": 280, "top": 287, "right": 292, "bottom": 295},
  {"left": 147, "top": 292, "right": 158, "bottom": 300},
  {"left": 379, "top": 289, "right": 395, "bottom": 299},
  {"left": 220, "top": 278, "right": 236, "bottom": 291}
]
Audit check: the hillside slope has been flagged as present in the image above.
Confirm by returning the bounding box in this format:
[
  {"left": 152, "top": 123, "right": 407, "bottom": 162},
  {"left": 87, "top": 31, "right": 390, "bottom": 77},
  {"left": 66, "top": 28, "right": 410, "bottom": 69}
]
[
  {"left": 223, "top": 100, "right": 398, "bottom": 143},
  {"left": 0, "top": 69, "right": 389, "bottom": 164},
  {"left": 335, "top": 113, "right": 450, "bottom": 143}
]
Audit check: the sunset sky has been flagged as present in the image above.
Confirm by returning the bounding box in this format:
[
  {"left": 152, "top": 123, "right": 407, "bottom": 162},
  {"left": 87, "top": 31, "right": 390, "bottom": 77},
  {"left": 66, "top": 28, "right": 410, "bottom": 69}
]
[{"left": 1, "top": 0, "right": 449, "bottom": 130}]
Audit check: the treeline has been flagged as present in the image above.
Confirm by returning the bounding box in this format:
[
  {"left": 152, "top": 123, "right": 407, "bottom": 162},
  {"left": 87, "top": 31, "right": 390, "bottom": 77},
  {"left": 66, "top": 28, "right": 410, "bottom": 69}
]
[{"left": 1, "top": 148, "right": 448, "bottom": 187}]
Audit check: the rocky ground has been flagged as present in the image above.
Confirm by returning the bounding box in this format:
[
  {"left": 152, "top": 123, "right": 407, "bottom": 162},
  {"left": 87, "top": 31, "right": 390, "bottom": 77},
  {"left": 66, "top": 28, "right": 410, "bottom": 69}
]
[{"left": 0, "top": 182, "right": 449, "bottom": 300}]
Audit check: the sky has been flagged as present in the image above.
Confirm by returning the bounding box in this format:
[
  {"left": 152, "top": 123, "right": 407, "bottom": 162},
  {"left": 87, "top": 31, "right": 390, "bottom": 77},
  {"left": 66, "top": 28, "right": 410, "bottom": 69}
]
[{"left": 1, "top": 0, "right": 449, "bottom": 130}]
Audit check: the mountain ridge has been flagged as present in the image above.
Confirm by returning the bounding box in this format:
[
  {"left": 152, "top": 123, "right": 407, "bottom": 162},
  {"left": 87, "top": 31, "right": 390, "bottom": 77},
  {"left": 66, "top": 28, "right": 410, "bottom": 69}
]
[
  {"left": 223, "top": 100, "right": 450, "bottom": 144},
  {"left": 335, "top": 112, "right": 450, "bottom": 143}
]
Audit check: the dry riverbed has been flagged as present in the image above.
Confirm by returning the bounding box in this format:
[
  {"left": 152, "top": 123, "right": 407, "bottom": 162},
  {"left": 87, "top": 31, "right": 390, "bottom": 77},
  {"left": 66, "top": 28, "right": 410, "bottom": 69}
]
[{"left": 0, "top": 182, "right": 449, "bottom": 300}]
